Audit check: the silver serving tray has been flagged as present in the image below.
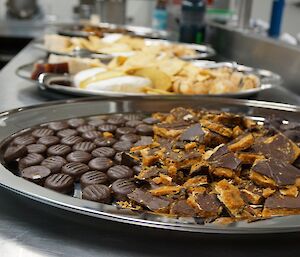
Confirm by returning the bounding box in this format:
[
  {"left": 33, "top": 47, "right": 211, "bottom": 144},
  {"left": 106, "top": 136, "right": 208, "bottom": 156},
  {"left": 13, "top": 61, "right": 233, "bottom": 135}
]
[
  {"left": 1, "top": 97, "right": 300, "bottom": 234},
  {"left": 16, "top": 61, "right": 281, "bottom": 99}
]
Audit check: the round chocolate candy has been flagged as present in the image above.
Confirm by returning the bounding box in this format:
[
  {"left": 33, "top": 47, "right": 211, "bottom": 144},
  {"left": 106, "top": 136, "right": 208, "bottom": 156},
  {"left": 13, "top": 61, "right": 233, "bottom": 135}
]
[
  {"left": 88, "top": 119, "right": 105, "bottom": 127},
  {"left": 61, "top": 135, "right": 84, "bottom": 146},
  {"left": 45, "top": 173, "right": 74, "bottom": 194},
  {"left": 136, "top": 124, "right": 153, "bottom": 136},
  {"left": 94, "top": 137, "right": 117, "bottom": 147},
  {"left": 26, "top": 144, "right": 47, "bottom": 154},
  {"left": 120, "top": 134, "right": 140, "bottom": 143},
  {"left": 57, "top": 129, "right": 78, "bottom": 138},
  {"left": 62, "top": 162, "right": 89, "bottom": 180},
  {"left": 73, "top": 142, "right": 96, "bottom": 152},
  {"left": 125, "top": 120, "right": 143, "bottom": 128},
  {"left": 4, "top": 145, "right": 27, "bottom": 162},
  {"left": 41, "top": 156, "right": 67, "bottom": 173},
  {"left": 48, "top": 121, "right": 69, "bottom": 131},
  {"left": 66, "top": 151, "right": 92, "bottom": 163},
  {"left": 111, "top": 179, "right": 136, "bottom": 200},
  {"left": 143, "top": 117, "right": 160, "bottom": 125},
  {"left": 132, "top": 165, "right": 141, "bottom": 175},
  {"left": 107, "top": 116, "right": 126, "bottom": 126},
  {"left": 77, "top": 125, "right": 95, "bottom": 133},
  {"left": 82, "top": 184, "right": 111, "bottom": 203},
  {"left": 67, "top": 118, "right": 85, "bottom": 128},
  {"left": 92, "top": 147, "right": 116, "bottom": 158},
  {"left": 114, "top": 152, "right": 122, "bottom": 164},
  {"left": 123, "top": 113, "right": 144, "bottom": 121},
  {"left": 80, "top": 170, "right": 108, "bottom": 188},
  {"left": 13, "top": 134, "right": 36, "bottom": 146},
  {"left": 97, "top": 124, "right": 117, "bottom": 133},
  {"left": 82, "top": 131, "right": 102, "bottom": 141},
  {"left": 37, "top": 136, "right": 60, "bottom": 146},
  {"left": 115, "top": 127, "right": 136, "bottom": 138},
  {"left": 88, "top": 157, "right": 113, "bottom": 172},
  {"left": 32, "top": 128, "right": 54, "bottom": 138},
  {"left": 47, "top": 144, "right": 72, "bottom": 156},
  {"left": 19, "top": 153, "right": 44, "bottom": 170},
  {"left": 113, "top": 141, "right": 132, "bottom": 152},
  {"left": 107, "top": 165, "right": 134, "bottom": 181},
  {"left": 21, "top": 165, "right": 51, "bottom": 185}
]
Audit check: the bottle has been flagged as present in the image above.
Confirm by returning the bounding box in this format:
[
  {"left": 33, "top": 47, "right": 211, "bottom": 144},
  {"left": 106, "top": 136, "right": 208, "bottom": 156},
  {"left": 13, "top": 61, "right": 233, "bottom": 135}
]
[
  {"left": 152, "top": 0, "right": 168, "bottom": 30},
  {"left": 179, "top": 0, "right": 206, "bottom": 44}
]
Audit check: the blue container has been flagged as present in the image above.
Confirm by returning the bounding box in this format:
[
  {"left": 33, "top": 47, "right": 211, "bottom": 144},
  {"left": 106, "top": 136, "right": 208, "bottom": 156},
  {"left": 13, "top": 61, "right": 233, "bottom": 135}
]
[{"left": 268, "top": 0, "right": 285, "bottom": 38}]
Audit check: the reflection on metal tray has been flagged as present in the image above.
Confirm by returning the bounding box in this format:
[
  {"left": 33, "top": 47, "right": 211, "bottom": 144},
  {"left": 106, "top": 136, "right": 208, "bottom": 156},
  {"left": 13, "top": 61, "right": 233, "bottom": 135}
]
[{"left": 1, "top": 97, "right": 300, "bottom": 234}]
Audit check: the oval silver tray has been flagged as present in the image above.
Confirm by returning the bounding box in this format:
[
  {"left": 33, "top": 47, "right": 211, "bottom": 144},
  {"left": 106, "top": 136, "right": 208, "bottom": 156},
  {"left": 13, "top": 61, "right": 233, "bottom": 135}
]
[
  {"left": 16, "top": 61, "right": 281, "bottom": 99},
  {"left": 1, "top": 97, "right": 300, "bottom": 234}
]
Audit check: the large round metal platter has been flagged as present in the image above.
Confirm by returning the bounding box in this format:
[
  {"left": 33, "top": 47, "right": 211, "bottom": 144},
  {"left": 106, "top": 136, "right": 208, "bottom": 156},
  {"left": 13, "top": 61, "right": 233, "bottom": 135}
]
[{"left": 1, "top": 97, "right": 300, "bottom": 234}]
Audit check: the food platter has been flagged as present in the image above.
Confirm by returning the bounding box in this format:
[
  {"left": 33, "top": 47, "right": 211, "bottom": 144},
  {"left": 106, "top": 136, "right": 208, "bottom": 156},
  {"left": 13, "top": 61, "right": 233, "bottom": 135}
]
[{"left": 1, "top": 97, "right": 300, "bottom": 234}]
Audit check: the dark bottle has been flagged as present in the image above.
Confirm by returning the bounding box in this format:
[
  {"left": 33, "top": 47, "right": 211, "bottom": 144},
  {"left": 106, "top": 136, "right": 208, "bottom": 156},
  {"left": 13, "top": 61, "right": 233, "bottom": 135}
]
[{"left": 179, "top": 0, "right": 206, "bottom": 44}]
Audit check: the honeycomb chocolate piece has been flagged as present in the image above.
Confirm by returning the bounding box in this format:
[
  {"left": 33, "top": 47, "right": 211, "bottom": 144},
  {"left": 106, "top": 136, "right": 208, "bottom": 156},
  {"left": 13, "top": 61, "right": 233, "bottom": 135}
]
[
  {"left": 92, "top": 147, "right": 116, "bottom": 158},
  {"left": 113, "top": 141, "right": 132, "bottom": 152},
  {"left": 107, "top": 165, "right": 134, "bottom": 181},
  {"left": 283, "top": 130, "right": 300, "bottom": 143},
  {"left": 201, "top": 120, "right": 233, "bottom": 138},
  {"left": 120, "top": 134, "right": 140, "bottom": 143},
  {"left": 111, "top": 178, "right": 136, "bottom": 200},
  {"left": 80, "top": 170, "right": 108, "bottom": 188},
  {"left": 82, "top": 184, "right": 111, "bottom": 203},
  {"left": 210, "top": 152, "right": 241, "bottom": 171},
  {"left": 134, "top": 136, "right": 153, "bottom": 147},
  {"left": 94, "top": 137, "right": 117, "bottom": 147},
  {"left": 19, "top": 153, "right": 44, "bottom": 170},
  {"left": 142, "top": 117, "right": 160, "bottom": 125},
  {"left": 82, "top": 131, "right": 102, "bottom": 141},
  {"left": 228, "top": 133, "right": 254, "bottom": 152},
  {"left": 115, "top": 127, "right": 136, "bottom": 138},
  {"left": 77, "top": 125, "right": 95, "bottom": 133},
  {"left": 61, "top": 135, "right": 84, "bottom": 146},
  {"left": 66, "top": 151, "right": 92, "bottom": 163},
  {"left": 37, "top": 136, "right": 60, "bottom": 146},
  {"left": 13, "top": 135, "right": 36, "bottom": 146},
  {"left": 128, "top": 188, "right": 171, "bottom": 212},
  {"left": 192, "top": 193, "right": 222, "bottom": 217},
  {"left": 67, "top": 118, "right": 85, "bottom": 128},
  {"left": 4, "top": 145, "right": 27, "bottom": 162},
  {"left": 250, "top": 159, "right": 300, "bottom": 187},
  {"left": 21, "top": 165, "right": 51, "bottom": 185},
  {"left": 179, "top": 123, "right": 205, "bottom": 142},
  {"left": 125, "top": 120, "right": 143, "bottom": 128},
  {"left": 136, "top": 124, "right": 153, "bottom": 136},
  {"left": 88, "top": 157, "right": 113, "bottom": 171},
  {"left": 170, "top": 200, "right": 196, "bottom": 217},
  {"left": 120, "top": 152, "right": 139, "bottom": 167},
  {"left": 62, "top": 162, "right": 89, "bottom": 180},
  {"left": 45, "top": 173, "right": 74, "bottom": 194},
  {"left": 47, "top": 144, "right": 72, "bottom": 156},
  {"left": 73, "top": 142, "right": 96, "bottom": 152},
  {"left": 207, "top": 145, "right": 229, "bottom": 162},
  {"left": 32, "top": 128, "right": 54, "bottom": 138},
  {"left": 107, "top": 116, "right": 126, "bottom": 126},
  {"left": 57, "top": 129, "right": 78, "bottom": 138},
  {"left": 97, "top": 124, "right": 117, "bottom": 133},
  {"left": 26, "top": 144, "right": 47, "bottom": 154},
  {"left": 48, "top": 121, "right": 69, "bottom": 131},
  {"left": 41, "top": 156, "right": 67, "bottom": 173}
]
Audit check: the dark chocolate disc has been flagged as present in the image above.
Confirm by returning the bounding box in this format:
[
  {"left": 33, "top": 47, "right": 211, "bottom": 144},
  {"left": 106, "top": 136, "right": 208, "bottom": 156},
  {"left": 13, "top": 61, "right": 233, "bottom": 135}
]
[
  {"left": 48, "top": 121, "right": 69, "bottom": 131},
  {"left": 66, "top": 151, "right": 92, "bottom": 163},
  {"left": 32, "top": 128, "right": 54, "bottom": 138},
  {"left": 26, "top": 144, "right": 47, "bottom": 154},
  {"left": 13, "top": 135, "right": 36, "bottom": 146},
  {"left": 97, "top": 124, "right": 117, "bottom": 133},
  {"left": 57, "top": 129, "right": 78, "bottom": 138},
  {"left": 45, "top": 173, "right": 74, "bottom": 194},
  {"left": 82, "top": 131, "right": 102, "bottom": 141},
  {"left": 115, "top": 127, "right": 136, "bottom": 138},
  {"left": 136, "top": 124, "right": 153, "bottom": 136},
  {"left": 62, "top": 162, "right": 89, "bottom": 179},
  {"left": 113, "top": 141, "right": 132, "bottom": 152},
  {"left": 77, "top": 125, "right": 95, "bottom": 133},
  {"left": 61, "top": 136, "right": 84, "bottom": 146},
  {"left": 88, "top": 119, "right": 105, "bottom": 126},
  {"left": 107, "top": 116, "right": 126, "bottom": 126},
  {"left": 4, "top": 145, "right": 27, "bottom": 162},
  {"left": 37, "top": 136, "right": 60, "bottom": 146},
  {"left": 73, "top": 141, "right": 96, "bottom": 152},
  {"left": 94, "top": 137, "right": 117, "bottom": 147},
  {"left": 67, "top": 118, "right": 85, "bottom": 128},
  {"left": 92, "top": 147, "right": 116, "bottom": 158},
  {"left": 125, "top": 120, "right": 143, "bottom": 128},
  {"left": 47, "top": 144, "right": 72, "bottom": 156},
  {"left": 88, "top": 157, "right": 113, "bottom": 171},
  {"left": 82, "top": 184, "right": 111, "bottom": 203},
  {"left": 41, "top": 156, "right": 67, "bottom": 173},
  {"left": 19, "top": 153, "right": 44, "bottom": 170},
  {"left": 111, "top": 179, "right": 136, "bottom": 200},
  {"left": 80, "top": 170, "right": 108, "bottom": 188},
  {"left": 114, "top": 152, "right": 123, "bottom": 164},
  {"left": 107, "top": 165, "right": 134, "bottom": 181},
  {"left": 142, "top": 117, "right": 160, "bottom": 125},
  {"left": 21, "top": 165, "right": 51, "bottom": 184},
  {"left": 120, "top": 134, "right": 140, "bottom": 143},
  {"left": 123, "top": 113, "right": 144, "bottom": 121}
]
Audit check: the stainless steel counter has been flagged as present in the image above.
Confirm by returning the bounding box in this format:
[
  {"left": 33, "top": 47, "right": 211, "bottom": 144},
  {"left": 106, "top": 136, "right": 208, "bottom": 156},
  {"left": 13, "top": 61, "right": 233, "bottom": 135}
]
[{"left": 1, "top": 42, "right": 300, "bottom": 257}]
